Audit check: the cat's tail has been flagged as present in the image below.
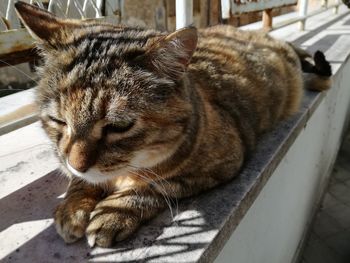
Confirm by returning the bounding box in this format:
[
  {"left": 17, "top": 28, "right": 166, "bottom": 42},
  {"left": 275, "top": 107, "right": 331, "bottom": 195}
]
[{"left": 289, "top": 44, "right": 332, "bottom": 91}]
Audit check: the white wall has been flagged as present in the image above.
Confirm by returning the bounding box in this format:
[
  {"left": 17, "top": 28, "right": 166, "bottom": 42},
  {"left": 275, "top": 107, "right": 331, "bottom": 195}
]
[{"left": 215, "top": 60, "right": 350, "bottom": 263}]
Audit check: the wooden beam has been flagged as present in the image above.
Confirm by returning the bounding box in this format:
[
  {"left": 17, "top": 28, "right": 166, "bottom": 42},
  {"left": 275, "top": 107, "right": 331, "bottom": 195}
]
[
  {"left": 199, "top": 0, "right": 209, "bottom": 28},
  {"left": 209, "top": 0, "right": 220, "bottom": 25},
  {"left": 262, "top": 9, "right": 273, "bottom": 31}
]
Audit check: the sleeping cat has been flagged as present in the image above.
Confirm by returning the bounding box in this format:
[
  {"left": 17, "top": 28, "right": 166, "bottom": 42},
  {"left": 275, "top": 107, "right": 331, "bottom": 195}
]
[{"left": 15, "top": 1, "right": 331, "bottom": 248}]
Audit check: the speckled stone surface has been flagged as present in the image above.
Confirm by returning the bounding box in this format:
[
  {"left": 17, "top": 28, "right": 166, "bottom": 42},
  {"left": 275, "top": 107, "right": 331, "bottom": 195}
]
[{"left": 1, "top": 7, "right": 350, "bottom": 263}]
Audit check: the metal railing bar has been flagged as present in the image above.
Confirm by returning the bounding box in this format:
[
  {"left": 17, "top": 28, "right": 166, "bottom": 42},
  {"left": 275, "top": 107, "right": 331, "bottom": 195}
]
[
  {"left": 221, "top": 0, "right": 231, "bottom": 20},
  {"left": 73, "top": 0, "right": 85, "bottom": 18},
  {"left": 272, "top": 3, "right": 343, "bottom": 31},
  {"left": 299, "top": 0, "right": 309, "bottom": 30},
  {"left": 5, "top": 0, "right": 14, "bottom": 20},
  {"left": 2, "top": 0, "right": 108, "bottom": 28},
  {"left": 176, "top": 0, "right": 193, "bottom": 29},
  {"left": 88, "top": 0, "right": 102, "bottom": 18},
  {"left": 65, "top": 0, "right": 72, "bottom": 16},
  {"left": 47, "top": 0, "right": 54, "bottom": 12}
]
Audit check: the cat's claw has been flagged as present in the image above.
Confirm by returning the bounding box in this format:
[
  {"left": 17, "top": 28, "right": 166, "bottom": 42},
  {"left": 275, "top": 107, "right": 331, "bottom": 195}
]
[{"left": 87, "top": 232, "right": 97, "bottom": 248}]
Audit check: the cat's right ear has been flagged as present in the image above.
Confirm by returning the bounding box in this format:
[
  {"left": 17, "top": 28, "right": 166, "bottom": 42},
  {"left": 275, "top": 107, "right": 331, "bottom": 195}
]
[
  {"left": 14, "top": 1, "right": 74, "bottom": 45},
  {"left": 143, "top": 27, "right": 198, "bottom": 80}
]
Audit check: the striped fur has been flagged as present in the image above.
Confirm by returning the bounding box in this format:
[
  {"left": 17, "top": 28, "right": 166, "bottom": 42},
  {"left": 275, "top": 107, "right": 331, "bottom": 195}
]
[{"left": 15, "top": 1, "right": 332, "bottom": 248}]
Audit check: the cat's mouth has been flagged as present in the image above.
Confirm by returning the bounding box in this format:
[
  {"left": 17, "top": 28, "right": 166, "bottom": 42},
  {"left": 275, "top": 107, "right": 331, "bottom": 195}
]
[{"left": 65, "top": 160, "right": 128, "bottom": 184}]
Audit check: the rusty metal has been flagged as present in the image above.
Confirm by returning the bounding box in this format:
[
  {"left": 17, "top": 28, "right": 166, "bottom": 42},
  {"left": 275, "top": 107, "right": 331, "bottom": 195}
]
[
  {"left": 0, "top": 49, "right": 40, "bottom": 68},
  {"left": 230, "top": 0, "right": 297, "bottom": 15},
  {"left": 0, "top": 29, "right": 37, "bottom": 67}
]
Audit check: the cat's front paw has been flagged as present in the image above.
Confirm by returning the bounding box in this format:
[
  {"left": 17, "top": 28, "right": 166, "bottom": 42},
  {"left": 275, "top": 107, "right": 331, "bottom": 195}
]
[
  {"left": 54, "top": 199, "right": 95, "bottom": 244},
  {"left": 86, "top": 204, "right": 141, "bottom": 248}
]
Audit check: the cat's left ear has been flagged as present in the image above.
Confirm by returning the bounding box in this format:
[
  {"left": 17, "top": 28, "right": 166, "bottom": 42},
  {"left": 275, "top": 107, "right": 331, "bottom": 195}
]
[
  {"left": 14, "top": 1, "right": 76, "bottom": 46},
  {"left": 145, "top": 27, "right": 198, "bottom": 80}
]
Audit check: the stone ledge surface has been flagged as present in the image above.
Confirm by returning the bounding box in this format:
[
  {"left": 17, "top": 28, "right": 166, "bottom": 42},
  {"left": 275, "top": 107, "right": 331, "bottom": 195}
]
[{"left": 1, "top": 6, "right": 350, "bottom": 263}]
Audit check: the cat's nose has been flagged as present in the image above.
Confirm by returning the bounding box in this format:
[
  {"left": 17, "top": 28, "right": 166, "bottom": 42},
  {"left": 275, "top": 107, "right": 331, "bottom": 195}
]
[
  {"left": 67, "top": 158, "right": 89, "bottom": 173},
  {"left": 67, "top": 140, "right": 96, "bottom": 173}
]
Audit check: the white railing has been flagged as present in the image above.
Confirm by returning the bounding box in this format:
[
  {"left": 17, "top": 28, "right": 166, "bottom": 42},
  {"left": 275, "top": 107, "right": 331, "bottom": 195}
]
[
  {"left": 0, "top": 0, "right": 124, "bottom": 31},
  {"left": 176, "top": 0, "right": 344, "bottom": 31},
  {"left": 175, "top": 0, "right": 193, "bottom": 29},
  {"left": 227, "top": 0, "right": 343, "bottom": 31},
  {"left": 0, "top": 0, "right": 346, "bottom": 131},
  {"left": 0, "top": 0, "right": 123, "bottom": 67},
  {"left": 1, "top": 0, "right": 346, "bottom": 63}
]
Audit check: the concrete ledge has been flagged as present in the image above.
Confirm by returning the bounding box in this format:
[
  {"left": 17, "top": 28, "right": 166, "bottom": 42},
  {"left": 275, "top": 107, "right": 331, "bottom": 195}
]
[
  {"left": 1, "top": 6, "right": 350, "bottom": 263},
  {"left": 216, "top": 49, "right": 350, "bottom": 263}
]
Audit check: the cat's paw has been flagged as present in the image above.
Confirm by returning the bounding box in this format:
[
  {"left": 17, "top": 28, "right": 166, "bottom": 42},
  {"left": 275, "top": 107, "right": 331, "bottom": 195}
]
[
  {"left": 86, "top": 204, "right": 141, "bottom": 248},
  {"left": 54, "top": 200, "right": 93, "bottom": 244}
]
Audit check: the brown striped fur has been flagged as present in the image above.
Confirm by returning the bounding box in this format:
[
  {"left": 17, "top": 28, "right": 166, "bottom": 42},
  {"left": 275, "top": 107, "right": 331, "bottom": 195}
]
[{"left": 15, "top": 2, "right": 332, "bottom": 248}]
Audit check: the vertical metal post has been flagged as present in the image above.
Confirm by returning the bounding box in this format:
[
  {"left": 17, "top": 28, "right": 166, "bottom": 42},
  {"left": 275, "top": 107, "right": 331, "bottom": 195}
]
[
  {"left": 96, "top": 0, "right": 104, "bottom": 13},
  {"left": 333, "top": 0, "right": 340, "bottom": 14},
  {"left": 322, "top": 0, "right": 328, "bottom": 8},
  {"left": 48, "top": 0, "right": 54, "bottom": 13},
  {"left": 5, "top": 0, "right": 13, "bottom": 20},
  {"left": 299, "top": 0, "right": 308, "bottom": 31},
  {"left": 221, "top": 0, "right": 231, "bottom": 20},
  {"left": 65, "top": 0, "right": 72, "bottom": 17},
  {"left": 176, "top": 0, "right": 193, "bottom": 29},
  {"left": 5, "top": 0, "right": 19, "bottom": 29}
]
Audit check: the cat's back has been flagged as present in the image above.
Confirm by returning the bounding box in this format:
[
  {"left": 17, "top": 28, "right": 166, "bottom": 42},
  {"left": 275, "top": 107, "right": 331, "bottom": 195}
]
[
  {"left": 189, "top": 25, "right": 303, "bottom": 141},
  {"left": 191, "top": 25, "right": 299, "bottom": 82}
]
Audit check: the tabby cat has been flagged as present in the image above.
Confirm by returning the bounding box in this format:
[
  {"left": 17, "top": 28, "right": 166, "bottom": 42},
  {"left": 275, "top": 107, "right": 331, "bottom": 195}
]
[{"left": 15, "top": 1, "right": 331, "bottom": 248}]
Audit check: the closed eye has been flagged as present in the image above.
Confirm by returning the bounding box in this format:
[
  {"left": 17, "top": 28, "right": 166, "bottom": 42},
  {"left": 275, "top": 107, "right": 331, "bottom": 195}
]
[
  {"left": 48, "top": 115, "right": 66, "bottom": 126},
  {"left": 104, "top": 121, "right": 134, "bottom": 133}
]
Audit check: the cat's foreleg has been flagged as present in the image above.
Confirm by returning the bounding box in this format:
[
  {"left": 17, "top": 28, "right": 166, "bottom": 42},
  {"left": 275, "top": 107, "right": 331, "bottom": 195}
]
[
  {"left": 85, "top": 174, "right": 225, "bottom": 248},
  {"left": 86, "top": 187, "right": 166, "bottom": 248},
  {"left": 54, "top": 178, "right": 105, "bottom": 243}
]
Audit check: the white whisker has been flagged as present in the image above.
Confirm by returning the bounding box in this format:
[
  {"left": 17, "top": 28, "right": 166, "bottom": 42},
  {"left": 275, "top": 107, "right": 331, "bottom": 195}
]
[
  {"left": 127, "top": 165, "right": 179, "bottom": 221},
  {"left": 139, "top": 166, "right": 179, "bottom": 219},
  {"left": 127, "top": 168, "right": 175, "bottom": 220}
]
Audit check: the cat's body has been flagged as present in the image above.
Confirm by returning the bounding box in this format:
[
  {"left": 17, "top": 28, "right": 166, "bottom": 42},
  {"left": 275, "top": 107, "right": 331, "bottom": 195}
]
[{"left": 15, "top": 2, "right": 331, "bottom": 248}]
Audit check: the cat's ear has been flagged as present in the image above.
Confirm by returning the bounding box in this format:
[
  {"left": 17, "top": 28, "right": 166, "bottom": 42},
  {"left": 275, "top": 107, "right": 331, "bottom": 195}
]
[
  {"left": 14, "top": 1, "right": 74, "bottom": 45},
  {"left": 145, "top": 27, "right": 198, "bottom": 79}
]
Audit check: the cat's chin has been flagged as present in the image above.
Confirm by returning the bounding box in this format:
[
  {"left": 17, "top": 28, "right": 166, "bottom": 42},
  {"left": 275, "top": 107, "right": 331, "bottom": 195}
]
[{"left": 65, "top": 160, "right": 125, "bottom": 184}]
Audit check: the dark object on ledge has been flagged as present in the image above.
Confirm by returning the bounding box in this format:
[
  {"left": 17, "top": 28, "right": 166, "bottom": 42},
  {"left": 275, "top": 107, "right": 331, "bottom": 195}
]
[{"left": 343, "top": 0, "right": 350, "bottom": 8}]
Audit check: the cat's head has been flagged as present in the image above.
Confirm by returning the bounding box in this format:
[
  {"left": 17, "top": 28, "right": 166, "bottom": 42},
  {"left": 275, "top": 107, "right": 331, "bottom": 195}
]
[{"left": 15, "top": 2, "right": 198, "bottom": 184}]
